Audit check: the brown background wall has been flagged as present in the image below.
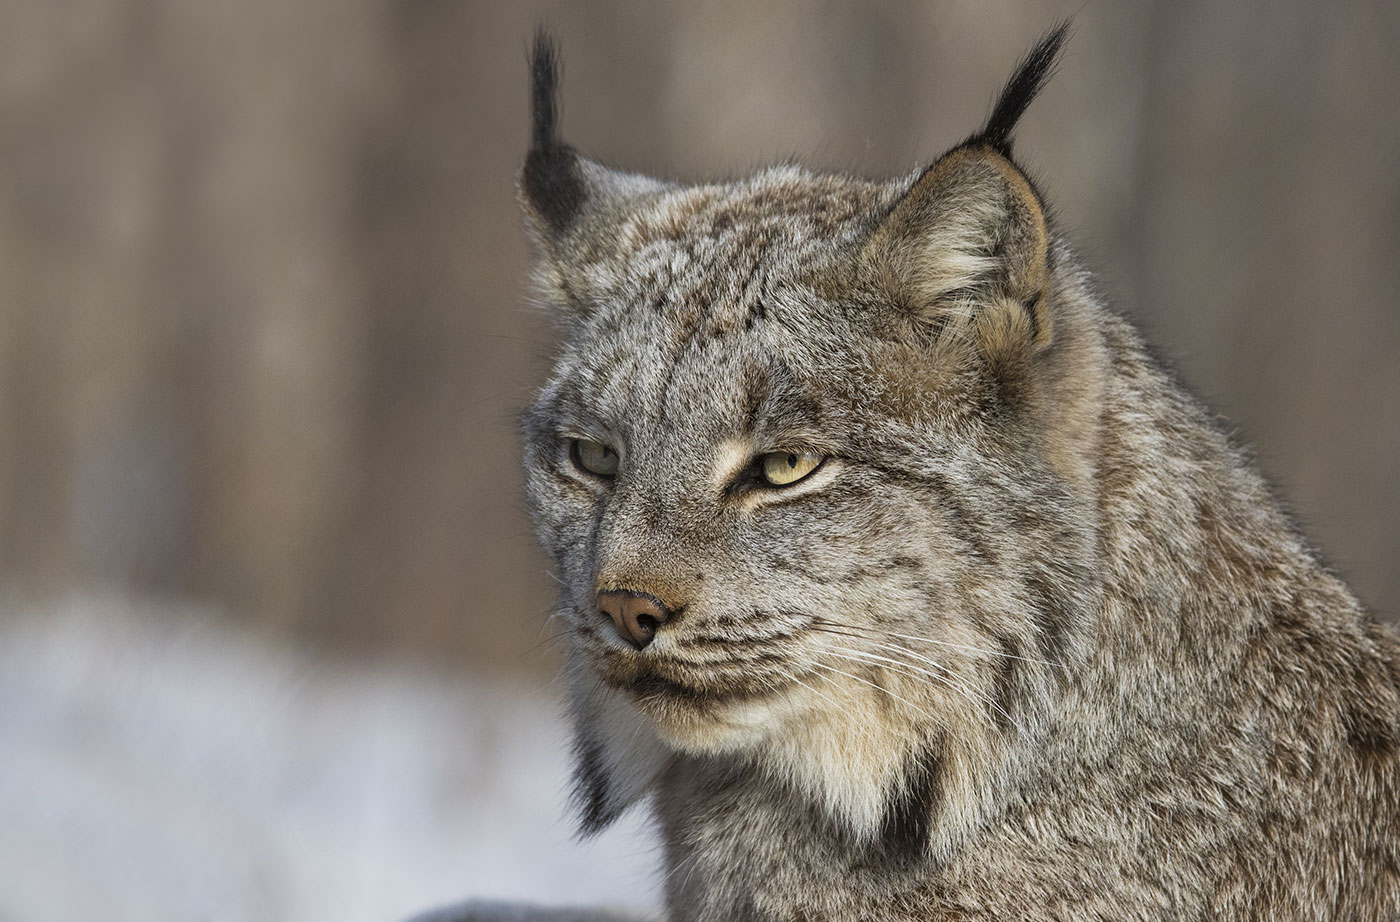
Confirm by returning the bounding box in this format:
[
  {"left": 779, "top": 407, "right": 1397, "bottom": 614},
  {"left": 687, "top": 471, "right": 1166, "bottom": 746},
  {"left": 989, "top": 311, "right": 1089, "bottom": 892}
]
[{"left": 2, "top": 0, "right": 1396, "bottom": 676}]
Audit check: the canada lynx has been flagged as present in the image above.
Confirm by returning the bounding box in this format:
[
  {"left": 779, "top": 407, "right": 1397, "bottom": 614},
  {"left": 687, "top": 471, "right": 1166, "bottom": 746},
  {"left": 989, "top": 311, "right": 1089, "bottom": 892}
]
[{"left": 485, "top": 24, "right": 1399, "bottom": 922}]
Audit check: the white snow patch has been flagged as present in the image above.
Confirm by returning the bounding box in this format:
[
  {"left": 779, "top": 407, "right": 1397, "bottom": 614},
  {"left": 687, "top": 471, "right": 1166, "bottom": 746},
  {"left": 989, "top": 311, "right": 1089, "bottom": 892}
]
[{"left": 0, "top": 593, "right": 661, "bottom": 922}]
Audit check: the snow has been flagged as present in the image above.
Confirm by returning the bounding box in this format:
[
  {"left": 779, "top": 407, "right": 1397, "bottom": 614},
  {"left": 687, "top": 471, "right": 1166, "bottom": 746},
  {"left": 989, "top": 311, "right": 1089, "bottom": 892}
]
[{"left": 0, "top": 594, "right": 661, "bottom": 922}]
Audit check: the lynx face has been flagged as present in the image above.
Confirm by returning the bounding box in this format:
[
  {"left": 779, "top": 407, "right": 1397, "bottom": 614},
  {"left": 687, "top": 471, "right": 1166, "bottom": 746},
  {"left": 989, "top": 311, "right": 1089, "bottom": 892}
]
[{"left": 521, "top": 28, "right": 1101, "bottom": 850}]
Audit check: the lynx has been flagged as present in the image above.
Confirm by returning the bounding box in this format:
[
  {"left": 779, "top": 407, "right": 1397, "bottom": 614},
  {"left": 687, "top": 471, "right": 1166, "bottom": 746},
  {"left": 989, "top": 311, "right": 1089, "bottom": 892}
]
[{"left": 452, "top": 24, "right": 1400, "bottom": 922}]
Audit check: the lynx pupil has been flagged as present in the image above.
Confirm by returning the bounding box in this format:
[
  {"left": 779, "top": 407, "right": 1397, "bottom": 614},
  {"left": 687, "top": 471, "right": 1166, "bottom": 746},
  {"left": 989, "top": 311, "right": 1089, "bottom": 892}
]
[{"left": 761, "top": 451, "right": 820, "bottom": 486}]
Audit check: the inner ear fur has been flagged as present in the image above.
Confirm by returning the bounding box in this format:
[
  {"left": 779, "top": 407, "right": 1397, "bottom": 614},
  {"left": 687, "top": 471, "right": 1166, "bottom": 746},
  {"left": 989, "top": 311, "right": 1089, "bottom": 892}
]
[{"left": 861, "top": 143, "right": 1053, "bottom": 356}]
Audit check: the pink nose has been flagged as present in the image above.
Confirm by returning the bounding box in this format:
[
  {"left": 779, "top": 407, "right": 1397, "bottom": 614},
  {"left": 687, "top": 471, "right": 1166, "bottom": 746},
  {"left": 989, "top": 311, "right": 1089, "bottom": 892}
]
[{"left": 597, "top": 590, "right": 672, "bottom": 650}]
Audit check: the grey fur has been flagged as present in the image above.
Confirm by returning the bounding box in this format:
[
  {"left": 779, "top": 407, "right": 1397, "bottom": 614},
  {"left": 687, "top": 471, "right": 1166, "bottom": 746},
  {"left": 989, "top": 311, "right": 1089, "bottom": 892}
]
[
  {"left": 507, "top": 26, "right": 1400, "bottom": 922},
  {"left": 405, "top": 901, "right": 648, "bottom": 922}
]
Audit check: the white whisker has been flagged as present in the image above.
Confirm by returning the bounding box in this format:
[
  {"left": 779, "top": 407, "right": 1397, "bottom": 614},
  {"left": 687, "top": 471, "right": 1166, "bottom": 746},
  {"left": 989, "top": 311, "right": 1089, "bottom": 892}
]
[
  {"left": 821, "top": 644, "right": 1019, "bottom": 735},
  {"left": 847, "top": 637, "right": 1028, "bottom": 733},
  {"left": 813, "top": 620, "right": 1066, "bottom": 670},
  {"left": 808, "top": 661, "right": 934, "bottom": 722},
  {"left": 772, "top": 665, "right": 924, "bottom": 749},
  {"left": 881, "top": 629, "right": 1067, "bottom": 670}
]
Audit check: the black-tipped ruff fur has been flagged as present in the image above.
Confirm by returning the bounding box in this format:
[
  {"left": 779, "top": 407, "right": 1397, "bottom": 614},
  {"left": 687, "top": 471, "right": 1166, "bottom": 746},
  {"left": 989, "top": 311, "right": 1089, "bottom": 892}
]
[
  {"left": 878, "top": 744, "right": 945, "bottom": 866},
  {"left": 572, "top": 737, "right": 613, "bottom": 836}
]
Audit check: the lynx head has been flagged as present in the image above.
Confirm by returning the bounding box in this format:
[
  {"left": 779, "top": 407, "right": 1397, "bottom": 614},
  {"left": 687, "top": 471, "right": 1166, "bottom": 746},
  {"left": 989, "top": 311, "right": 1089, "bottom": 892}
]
[{"left": 520, "top": 24, "right": 1105, "bottom": 863}]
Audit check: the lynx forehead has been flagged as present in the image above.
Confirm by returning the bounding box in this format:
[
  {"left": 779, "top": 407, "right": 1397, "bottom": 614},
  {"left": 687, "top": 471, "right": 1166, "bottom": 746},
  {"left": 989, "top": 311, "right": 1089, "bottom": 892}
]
[{"left": 513, "top": 23, "right": 1400, "bottom": 922}]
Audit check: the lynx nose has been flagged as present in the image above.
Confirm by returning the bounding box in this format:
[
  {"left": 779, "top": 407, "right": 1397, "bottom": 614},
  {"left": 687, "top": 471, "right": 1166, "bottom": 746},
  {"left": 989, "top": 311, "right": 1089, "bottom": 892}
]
[{"left": 597, "top": 590, "right": 673, "bottom": 650}]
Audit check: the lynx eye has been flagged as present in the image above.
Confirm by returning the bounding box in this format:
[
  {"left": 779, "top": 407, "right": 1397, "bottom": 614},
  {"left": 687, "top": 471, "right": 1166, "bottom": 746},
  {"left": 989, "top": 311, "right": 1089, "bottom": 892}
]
[
  {"left": 571, "top": 438, "right": 619, "bottom": 478},
  {"left": 760, "top": 451, "right": 822, "bottom": 487}
]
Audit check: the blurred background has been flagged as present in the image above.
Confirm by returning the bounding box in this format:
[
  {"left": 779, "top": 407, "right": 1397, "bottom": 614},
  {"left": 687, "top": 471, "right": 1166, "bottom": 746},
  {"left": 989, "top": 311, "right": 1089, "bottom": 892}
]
[{"left": 1, "top": 1, "right": 1396, "bottom": 920}]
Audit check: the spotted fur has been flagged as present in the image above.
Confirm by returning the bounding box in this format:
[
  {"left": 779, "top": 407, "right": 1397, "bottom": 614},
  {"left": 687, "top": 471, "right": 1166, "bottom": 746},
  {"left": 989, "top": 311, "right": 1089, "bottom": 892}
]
[{"left": 511, "top": 26, "right": 1400, "bottom": 922}]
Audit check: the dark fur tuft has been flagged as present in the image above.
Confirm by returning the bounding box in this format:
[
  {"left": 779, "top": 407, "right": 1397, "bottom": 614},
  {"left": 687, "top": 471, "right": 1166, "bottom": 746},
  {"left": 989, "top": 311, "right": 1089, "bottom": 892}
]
[
  {"left": 572, "top": 737, "right": 613, "bottom": 837},
  {"left": 974, "top": 21, "right": 1071, "bottom": 156},
  {"left": 524, "top": 28, "right": 587, "bottom": 235},
  {"left": 877, "top": 743, "right": 944, "bottom": 865}
]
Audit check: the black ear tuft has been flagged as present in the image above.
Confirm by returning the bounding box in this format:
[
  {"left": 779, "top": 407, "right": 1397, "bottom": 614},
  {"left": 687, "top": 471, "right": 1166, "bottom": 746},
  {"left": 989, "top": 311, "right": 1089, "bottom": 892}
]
[
  {"left": 975, "top": 20, "right": 1071, "bottom": 157},
  {"left": 524, "top": 28, "right": 587, "bottom": 235},
  {"left": 529, "top": 29, "right": 562, "bottom": 151}
]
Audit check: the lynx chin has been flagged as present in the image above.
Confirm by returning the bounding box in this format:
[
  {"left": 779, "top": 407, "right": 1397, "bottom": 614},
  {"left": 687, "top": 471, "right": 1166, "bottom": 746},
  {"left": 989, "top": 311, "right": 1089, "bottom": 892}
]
[{"left": 484, "top": 23, "right": 1398, "bottom": 922}]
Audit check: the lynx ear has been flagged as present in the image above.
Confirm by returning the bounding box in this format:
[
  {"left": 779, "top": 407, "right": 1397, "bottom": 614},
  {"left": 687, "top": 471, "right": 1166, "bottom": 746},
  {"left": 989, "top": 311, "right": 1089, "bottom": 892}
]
[
  {"left": 861, "top": 24, "right": 1067, "bottom": 355},
  {"left": 520, "top": 30, "right": 668, "bottom": 311},
  {"left": 566, "top": 651, "right": 671, "bottom": 836}
]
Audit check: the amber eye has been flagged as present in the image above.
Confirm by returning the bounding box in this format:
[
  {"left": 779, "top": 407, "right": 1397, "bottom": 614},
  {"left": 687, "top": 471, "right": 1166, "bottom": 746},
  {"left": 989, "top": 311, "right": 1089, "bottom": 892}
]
[
  {"left": 571, "top": 438, "right": 619, "bottom": 478},
  {"left": 760, "top": 451, "right": 822, "bottom": 487}
]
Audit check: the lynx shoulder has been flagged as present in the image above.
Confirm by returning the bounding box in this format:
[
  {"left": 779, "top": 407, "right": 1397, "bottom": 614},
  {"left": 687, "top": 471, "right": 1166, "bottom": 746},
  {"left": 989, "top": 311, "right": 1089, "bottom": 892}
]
[{"left": 508, "top": 24, "right": 1400, "bottom": 922}]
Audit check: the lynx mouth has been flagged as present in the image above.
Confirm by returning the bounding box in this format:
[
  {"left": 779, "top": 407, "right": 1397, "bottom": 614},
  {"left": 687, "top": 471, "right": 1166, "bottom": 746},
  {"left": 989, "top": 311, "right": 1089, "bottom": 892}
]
[
  {"left": 628, "top": 671, "right": 716, "bottom": 704},
  {"left": 608, "top": 659, "right": 815, "bottom": 754},
  {"left": 604, "top": 660, "right": 792, "bottom": 709}
]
